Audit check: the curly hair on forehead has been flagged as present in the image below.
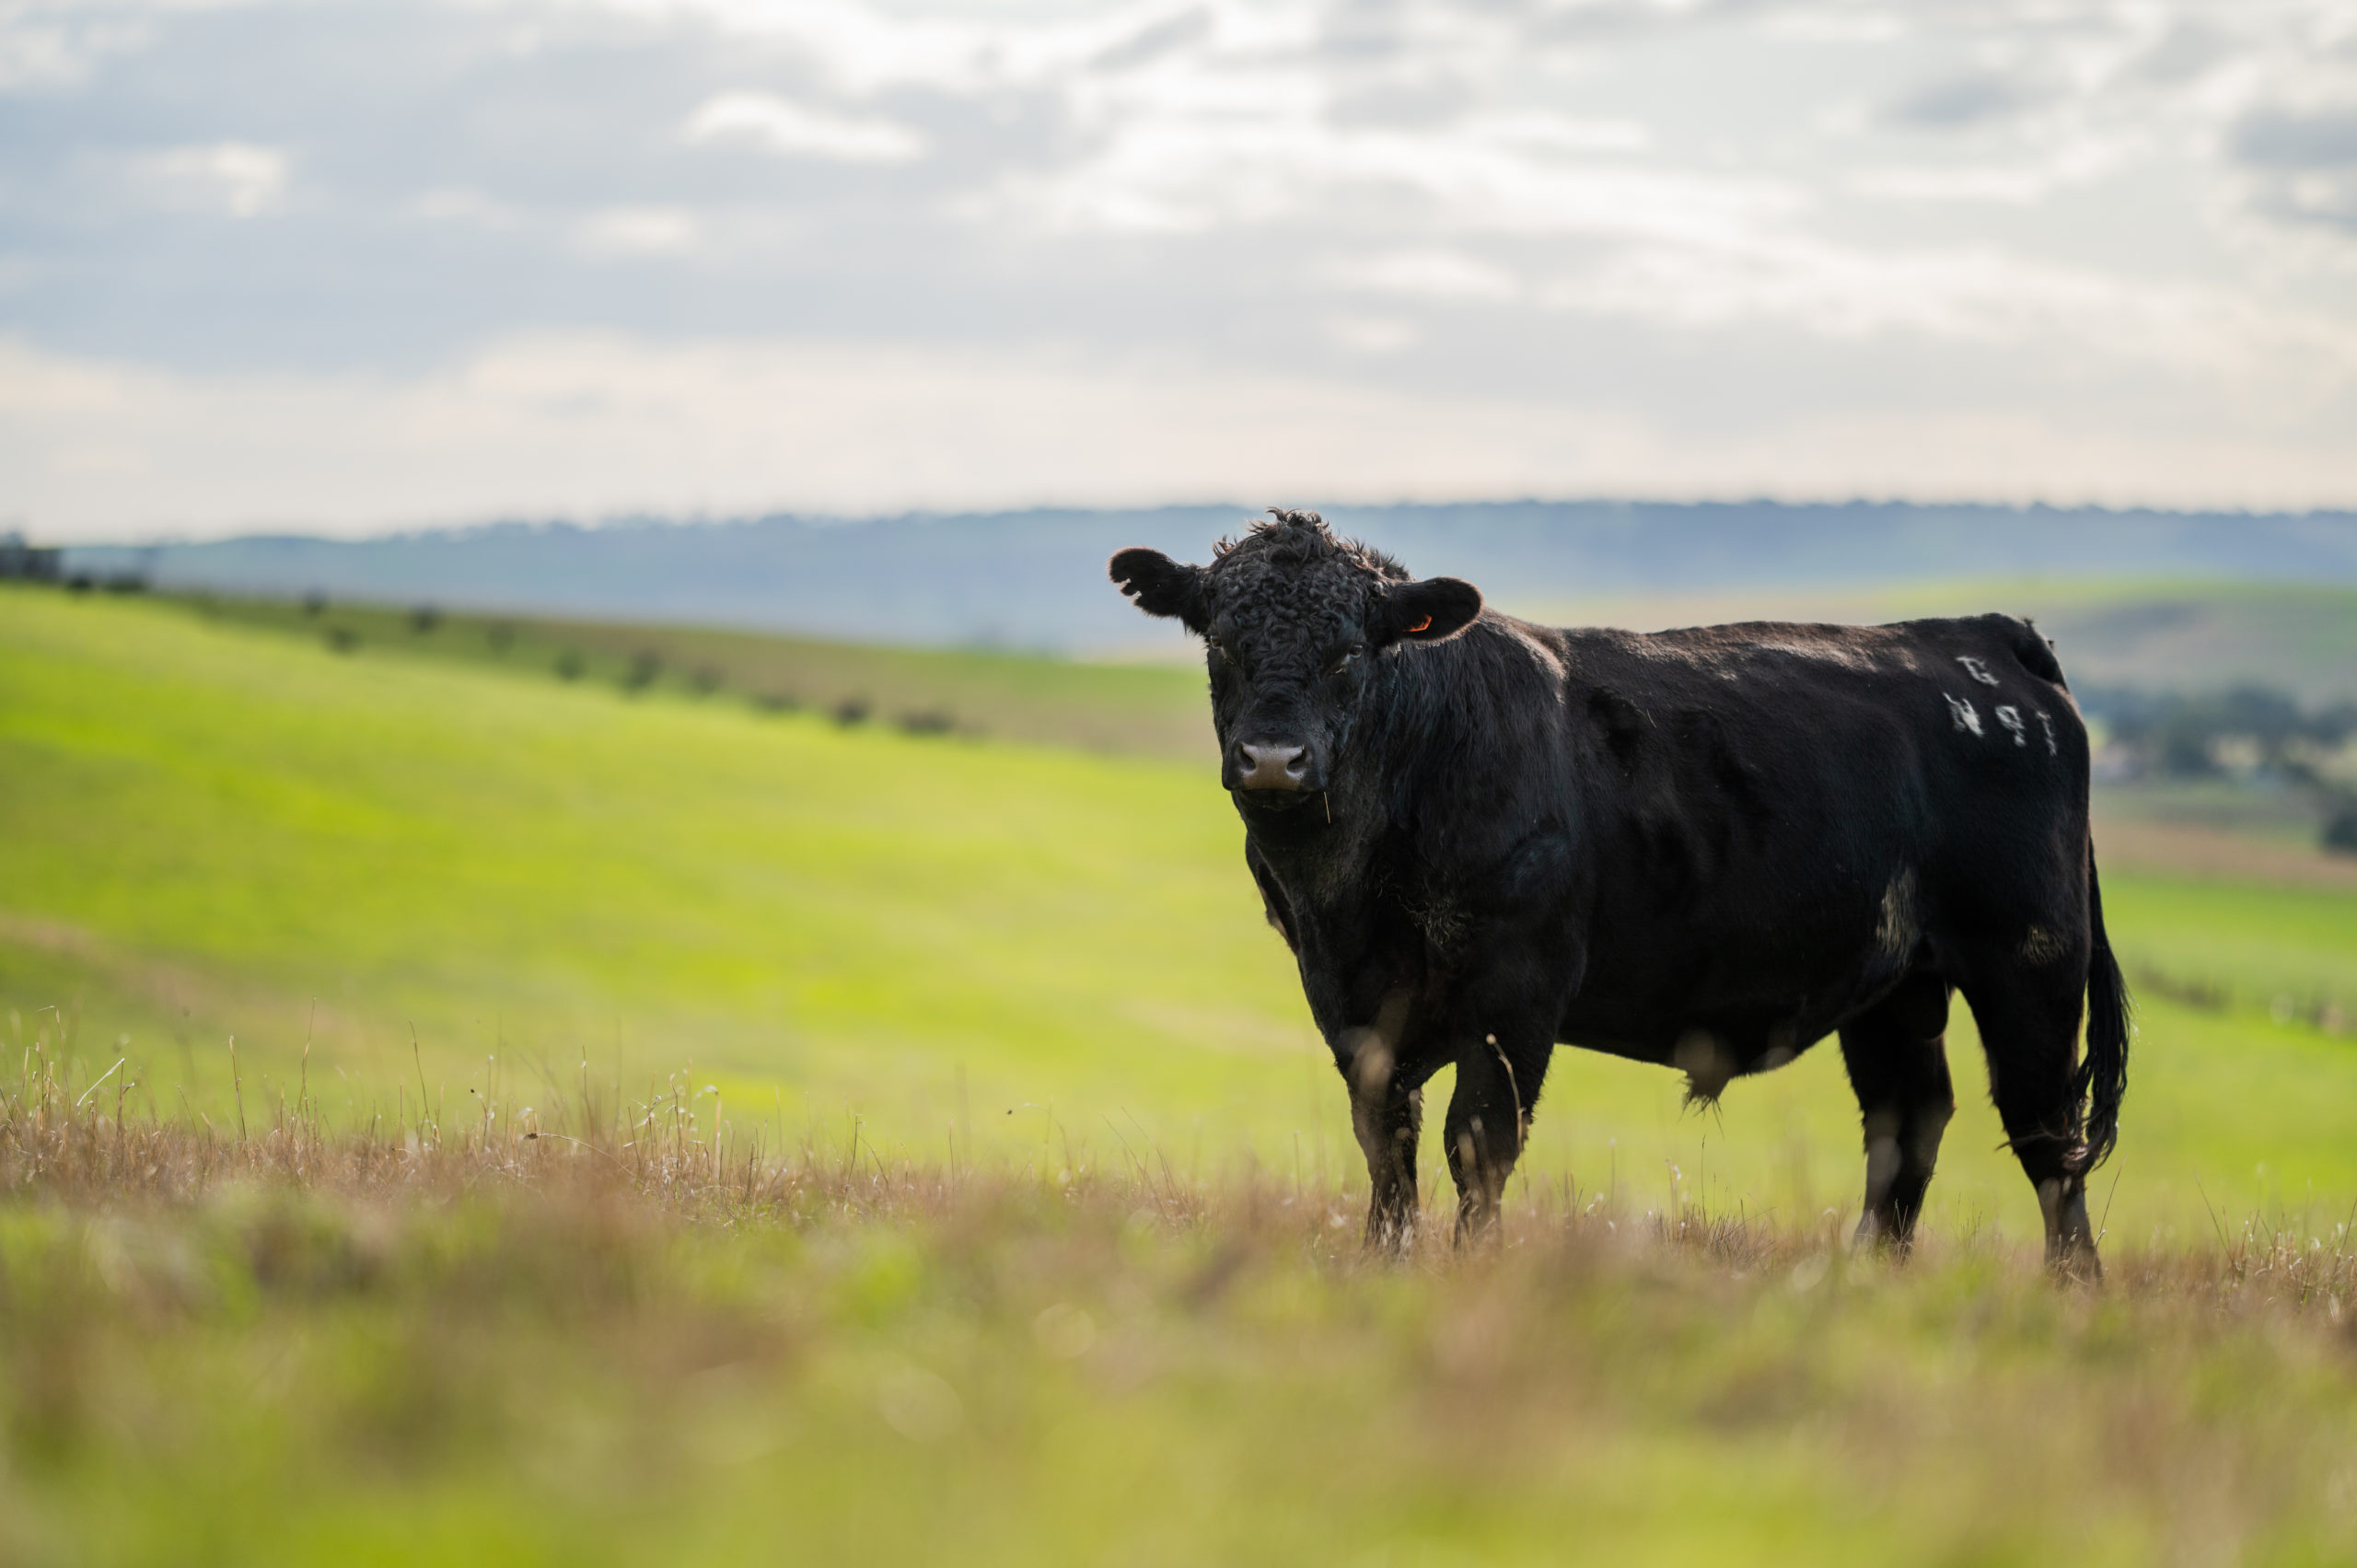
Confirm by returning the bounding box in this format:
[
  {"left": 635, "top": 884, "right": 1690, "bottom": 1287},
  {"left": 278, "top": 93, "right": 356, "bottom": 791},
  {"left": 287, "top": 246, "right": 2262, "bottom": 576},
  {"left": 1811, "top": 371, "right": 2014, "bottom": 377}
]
[{"left": 1211, "top": 507, "right": 1409, "bottom": 581}]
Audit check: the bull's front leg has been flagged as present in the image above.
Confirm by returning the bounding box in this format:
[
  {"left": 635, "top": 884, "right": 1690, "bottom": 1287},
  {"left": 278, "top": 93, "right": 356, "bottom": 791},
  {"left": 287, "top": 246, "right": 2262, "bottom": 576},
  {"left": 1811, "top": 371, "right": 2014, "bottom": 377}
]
[
  {"left": 1346, "top": 1045, "right": 1422, "bottom": 1256},
  {"left": 1443, "top": 1027, "right": 1553, "bottom": 1244},
  {"left": 1336, "top": 1001, "right": 1426, "bottom": 1256}
]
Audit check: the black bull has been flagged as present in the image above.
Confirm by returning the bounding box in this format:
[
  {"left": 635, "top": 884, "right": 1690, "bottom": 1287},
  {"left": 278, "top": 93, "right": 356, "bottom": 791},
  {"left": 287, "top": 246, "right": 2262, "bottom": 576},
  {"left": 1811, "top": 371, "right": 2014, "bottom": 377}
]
[{"left": 1111, "top": 511, "right": 2129, "bottom": 1273}]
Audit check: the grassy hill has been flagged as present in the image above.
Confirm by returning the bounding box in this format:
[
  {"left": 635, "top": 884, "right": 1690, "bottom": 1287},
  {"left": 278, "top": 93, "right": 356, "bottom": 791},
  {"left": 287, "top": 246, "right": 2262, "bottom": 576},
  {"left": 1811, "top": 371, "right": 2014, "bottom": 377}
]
[
  {"left": 169, "top": 574, "right": 2357, "bottom": 862},
  {"left": 1, "top": 587, "right": 1274, "bottom": 1144},
  {"left": 63, "top": 500, "right": 2357, "bottom": 654},
  {"left": 167, "top": 590, "right": 1213, "bottom": 760},
  {"left": 6, "top": 583, "right": 2357, "bottom": 1564},
  {"left": 6, "top": 584, "right": 2356, "bottom": 1246}
]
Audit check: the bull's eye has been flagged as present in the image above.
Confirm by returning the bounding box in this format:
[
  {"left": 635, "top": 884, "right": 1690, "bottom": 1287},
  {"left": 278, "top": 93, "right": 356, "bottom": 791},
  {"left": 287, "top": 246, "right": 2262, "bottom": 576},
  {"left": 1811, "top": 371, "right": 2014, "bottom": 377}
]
[
  {"left": 1329, "top": 642, "right": 1365, "bottom": 676},
  {"left": 1206, "top": 634, "right": 1236, "bottom": 666}
]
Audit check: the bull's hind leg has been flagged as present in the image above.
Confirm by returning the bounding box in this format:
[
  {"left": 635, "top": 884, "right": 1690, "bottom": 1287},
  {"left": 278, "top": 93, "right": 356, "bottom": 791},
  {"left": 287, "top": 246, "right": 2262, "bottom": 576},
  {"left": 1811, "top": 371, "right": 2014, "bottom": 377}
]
[
  {"left": 1838, "top": 970, "right": 1956, "bottom": 1251},
  {"left": 1961, "top": 958, "right": 2102, "bottom": 1280}
]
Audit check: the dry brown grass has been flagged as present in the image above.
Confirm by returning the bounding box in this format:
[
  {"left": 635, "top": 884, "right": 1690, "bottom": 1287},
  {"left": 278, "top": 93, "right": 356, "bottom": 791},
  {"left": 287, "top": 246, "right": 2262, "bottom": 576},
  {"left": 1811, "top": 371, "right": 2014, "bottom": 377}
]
[
  {"left": 2095, "top": 815, "right": 2357, "bottom": 891},
  {"left": 6, "top": 1035, "right": 2357, "bottom": 1567},
  {"left": 8, "top": 1021, "right": 2355, "bottom": 1314}
]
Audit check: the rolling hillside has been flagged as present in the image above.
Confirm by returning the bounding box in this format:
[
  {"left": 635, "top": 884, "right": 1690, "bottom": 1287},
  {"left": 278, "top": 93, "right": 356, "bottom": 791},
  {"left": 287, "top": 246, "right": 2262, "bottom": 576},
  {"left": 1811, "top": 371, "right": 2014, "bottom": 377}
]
[
  {"left": 166, "top": 591, "right": 1212, "bottom": 760},
  {"left": 155, "top": 575, "right": 2357, "bottom": 772},
  {"left": 63, "top": 500, "right": 2357, "bottom": 655},
  {"left": 5, "top": 584, "right": 2355, "bottom": 1248}
]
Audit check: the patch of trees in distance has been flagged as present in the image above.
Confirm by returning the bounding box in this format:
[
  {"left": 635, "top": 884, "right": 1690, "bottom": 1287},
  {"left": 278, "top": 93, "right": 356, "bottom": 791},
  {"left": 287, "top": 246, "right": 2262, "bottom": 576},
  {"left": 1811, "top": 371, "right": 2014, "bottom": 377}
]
[
  {"left": 3, "top": 531, "right": 147, "bottom": 595},
  {"left": 2079, "top": 684, "right": 2357, "bottom": 854},
  {"left": 289, "top": 593, "right": 970, "bottom": 740}
]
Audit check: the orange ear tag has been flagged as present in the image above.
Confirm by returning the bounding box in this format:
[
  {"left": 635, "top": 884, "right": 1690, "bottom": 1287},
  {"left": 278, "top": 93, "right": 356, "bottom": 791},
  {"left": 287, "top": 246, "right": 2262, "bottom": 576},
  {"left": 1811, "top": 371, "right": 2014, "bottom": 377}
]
[{"left": 1406, "top": 614, "right": 1433, "bottom": 633}]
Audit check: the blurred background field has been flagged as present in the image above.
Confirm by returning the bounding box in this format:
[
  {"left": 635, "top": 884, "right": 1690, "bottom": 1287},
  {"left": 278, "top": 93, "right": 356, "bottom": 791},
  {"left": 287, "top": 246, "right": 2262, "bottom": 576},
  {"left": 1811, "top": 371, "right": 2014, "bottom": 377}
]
[
  {"left": 7, "top": 575, "right": 2355, "bottom": 1252},
  {"left": 7, "top": 553, "right": 2357, "bottom": 1565}
]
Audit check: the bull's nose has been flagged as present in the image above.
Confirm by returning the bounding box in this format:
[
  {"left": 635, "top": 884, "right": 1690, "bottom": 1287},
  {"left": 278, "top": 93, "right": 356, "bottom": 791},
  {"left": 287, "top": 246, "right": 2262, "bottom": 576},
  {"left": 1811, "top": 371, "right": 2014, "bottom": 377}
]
[{"left": 1236, "top": 741, "right": 1312, "bottom": 791}]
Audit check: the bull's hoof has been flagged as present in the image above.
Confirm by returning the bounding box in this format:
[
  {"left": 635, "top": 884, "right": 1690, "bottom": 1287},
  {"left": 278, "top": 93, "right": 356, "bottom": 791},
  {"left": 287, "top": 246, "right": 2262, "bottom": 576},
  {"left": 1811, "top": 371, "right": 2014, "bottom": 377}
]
[
  {"left": 1361, "top": 1214, "right": 1416, "bottom": 1260},
  {"left": 2046, "top": 1241, "right": 2104, "bottom": 1285}
]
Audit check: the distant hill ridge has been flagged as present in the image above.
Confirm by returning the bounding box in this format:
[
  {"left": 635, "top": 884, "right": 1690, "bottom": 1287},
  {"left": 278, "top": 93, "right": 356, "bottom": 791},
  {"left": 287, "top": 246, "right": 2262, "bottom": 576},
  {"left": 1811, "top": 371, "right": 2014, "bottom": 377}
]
[{"left": 65, "top": 501, "right": 2357, "bottom": 654}]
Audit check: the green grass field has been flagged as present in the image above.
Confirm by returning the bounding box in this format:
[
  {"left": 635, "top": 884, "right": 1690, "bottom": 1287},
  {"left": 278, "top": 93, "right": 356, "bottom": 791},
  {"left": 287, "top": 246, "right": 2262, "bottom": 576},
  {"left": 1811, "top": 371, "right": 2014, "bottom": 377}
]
[
  {"left": 5, "top": 584, "right": 2356, "bottom": 1563},
  {"left": 7, "top": 586, "right": 2352, "bottom": 1240},
  {"left": 167, "top": 589, "right": 1213, "bottom": 759}
]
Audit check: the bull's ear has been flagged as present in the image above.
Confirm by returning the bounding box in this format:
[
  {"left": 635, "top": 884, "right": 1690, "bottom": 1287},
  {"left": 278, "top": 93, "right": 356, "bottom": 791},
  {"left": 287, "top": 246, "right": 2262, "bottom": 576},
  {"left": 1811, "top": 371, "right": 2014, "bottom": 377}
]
[
  {"left": 1109, "top": 548, "right": 1208, "bottom": 632},
  {"left": 1377, "top": 576, "right": 1481, "bottom": 645}
]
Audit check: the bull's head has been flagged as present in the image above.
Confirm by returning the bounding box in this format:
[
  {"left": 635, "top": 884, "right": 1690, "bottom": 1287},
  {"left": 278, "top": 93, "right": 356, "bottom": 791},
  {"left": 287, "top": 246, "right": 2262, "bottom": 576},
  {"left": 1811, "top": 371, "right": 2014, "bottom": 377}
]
[{"left": 1109, "top": 510, "right": 1481, "bottom": 798}]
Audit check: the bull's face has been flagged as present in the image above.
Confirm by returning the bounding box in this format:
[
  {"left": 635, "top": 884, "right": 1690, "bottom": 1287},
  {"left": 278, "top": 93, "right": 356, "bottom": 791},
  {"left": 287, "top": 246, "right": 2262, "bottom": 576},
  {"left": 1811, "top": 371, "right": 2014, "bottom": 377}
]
[{"left": 1109, "top": 511, "right": 1481, "bottom": 801}]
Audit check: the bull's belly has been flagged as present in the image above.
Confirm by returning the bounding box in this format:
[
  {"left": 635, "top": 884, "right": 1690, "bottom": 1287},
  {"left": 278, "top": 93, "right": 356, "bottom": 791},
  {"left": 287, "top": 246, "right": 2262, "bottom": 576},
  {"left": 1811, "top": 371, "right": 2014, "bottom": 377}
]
[
  {"left": 1552, "top": 978, "right": 1889, "bottom": 1081},
  {"left": 1552, "top": 898, "right": 1922, "bottom": 1069},
  {"left": 1552, "top": 1028, "right": 1682, "bottom": 1069}
]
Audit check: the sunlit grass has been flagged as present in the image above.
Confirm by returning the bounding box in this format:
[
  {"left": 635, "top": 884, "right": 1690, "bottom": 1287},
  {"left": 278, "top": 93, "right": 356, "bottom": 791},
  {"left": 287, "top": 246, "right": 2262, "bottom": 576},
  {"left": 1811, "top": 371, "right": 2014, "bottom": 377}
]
[
  {"left": 4, "top": 585, "right": 2355, "bottom": 1248},
  {"left": 1, "top": 1051, "right": 2353, "bottom": 1568},
  {"left": 161, "top": 588, "right": 1213, "bottom": 759},
  {"left": 7, "top": 584, "right": 2357, "bottom": 1562}
]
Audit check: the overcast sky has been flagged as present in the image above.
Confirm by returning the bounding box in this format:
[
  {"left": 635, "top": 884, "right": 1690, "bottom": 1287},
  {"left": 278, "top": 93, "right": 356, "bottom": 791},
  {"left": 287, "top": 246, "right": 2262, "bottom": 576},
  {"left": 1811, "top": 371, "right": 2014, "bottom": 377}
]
[{"left": 5, "top": 0, "right": 2356, "bottom": 540}]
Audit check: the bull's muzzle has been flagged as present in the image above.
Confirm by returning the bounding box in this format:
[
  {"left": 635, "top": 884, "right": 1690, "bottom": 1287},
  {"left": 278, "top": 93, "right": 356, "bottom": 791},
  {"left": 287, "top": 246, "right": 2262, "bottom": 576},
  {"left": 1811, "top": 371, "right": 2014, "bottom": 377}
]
[{"left": 1233, "top": 740, "right": 1313, "bottom": 792}]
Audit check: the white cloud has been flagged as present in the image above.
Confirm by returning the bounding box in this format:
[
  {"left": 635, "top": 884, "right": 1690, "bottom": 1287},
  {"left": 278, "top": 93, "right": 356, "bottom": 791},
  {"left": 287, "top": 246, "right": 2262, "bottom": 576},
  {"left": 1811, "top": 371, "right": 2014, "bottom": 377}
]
[
  {"left": 12, "top": 0, "right": 2357, "bottom": 533},
  {"left": 1331, "top": 249, "right": 1521, "bottom": 303},
  {"left": 578, "top": 206, "right": 698, "bottom": 255},
  {"left": 1463, "top": 112, "right": 1653, "bottom": 156},
  {"left": 1850, "top": 136, "right": 2136, "bottom": 204},
  {"left": 682, "top": 91, "right": 926, "bottom": 162},
  {"left": 650, "top": 0, "right": 1004, "bottom": 96},
  {"left": 410, "top": 186, "right": 520, "bottom": 228},
  {"left": 1542, "top": 231, "right": 2357, "bottom": 390},
  {"left": 1323, "top": 315, "right": 1418, "bottom": 354},
  {"left": 133, "top": 141, "right": 287, "bottom": 216},
  {"left": 995, "top": 108, "right": 1794, "bottom": 239},
  {"left": 0, "top": 10, "right": 152, "bottom": 91}
]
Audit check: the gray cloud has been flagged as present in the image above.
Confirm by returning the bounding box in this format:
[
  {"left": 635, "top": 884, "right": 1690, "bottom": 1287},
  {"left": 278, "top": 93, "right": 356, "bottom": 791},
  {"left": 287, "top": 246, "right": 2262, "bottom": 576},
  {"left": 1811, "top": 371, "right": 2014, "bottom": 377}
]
[
  {"left": 5, "top": 0, "right": 2357, "bottom": 534},
  {"left": 2131, "top": 22, "right": 2237, "bottom": 87},
  {"left": 2232, "top": 106, "right": 2357, "bottom": 170},
  {"left": 1882, "top": 71, "right": 2038, "bottom": 132},
  {"left": 1088, "top": 8, "right": 1214, "bottom": 73}
]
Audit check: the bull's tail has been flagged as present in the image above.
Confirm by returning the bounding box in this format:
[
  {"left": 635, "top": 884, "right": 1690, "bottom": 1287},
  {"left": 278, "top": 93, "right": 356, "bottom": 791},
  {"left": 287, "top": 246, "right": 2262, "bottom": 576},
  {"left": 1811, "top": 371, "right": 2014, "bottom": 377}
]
[{"left": 2078, "top": 842, "right": 2131, "bottom": 1169}]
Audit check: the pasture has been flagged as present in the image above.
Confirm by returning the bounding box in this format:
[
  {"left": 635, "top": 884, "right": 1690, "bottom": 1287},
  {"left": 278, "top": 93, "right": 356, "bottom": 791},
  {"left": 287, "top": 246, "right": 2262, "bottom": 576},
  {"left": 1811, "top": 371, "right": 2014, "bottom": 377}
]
[{"left": 4, "top": 585, "right": 2356, "bottom": 1562}]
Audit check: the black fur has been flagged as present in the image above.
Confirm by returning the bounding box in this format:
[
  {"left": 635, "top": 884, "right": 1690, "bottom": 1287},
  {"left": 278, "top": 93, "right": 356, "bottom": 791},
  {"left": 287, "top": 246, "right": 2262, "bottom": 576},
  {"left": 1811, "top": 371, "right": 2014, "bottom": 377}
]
[
  {"left": 1111, "top": 510, "right": 2128, "bottom": 1272},
  {"left": 1109, "top": 547, "right": 1207, "bottom": 630},
  {"left": 2082, "top": 851, "right": 2131, "bottom": 1170}
]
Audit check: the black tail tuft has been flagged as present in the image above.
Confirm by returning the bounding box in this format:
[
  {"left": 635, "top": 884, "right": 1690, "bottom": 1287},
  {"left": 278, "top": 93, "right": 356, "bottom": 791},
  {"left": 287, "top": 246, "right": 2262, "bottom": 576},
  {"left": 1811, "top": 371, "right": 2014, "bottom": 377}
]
[{"left": 2078, "top": 844, "right": 2131, "bottom": 1168}]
